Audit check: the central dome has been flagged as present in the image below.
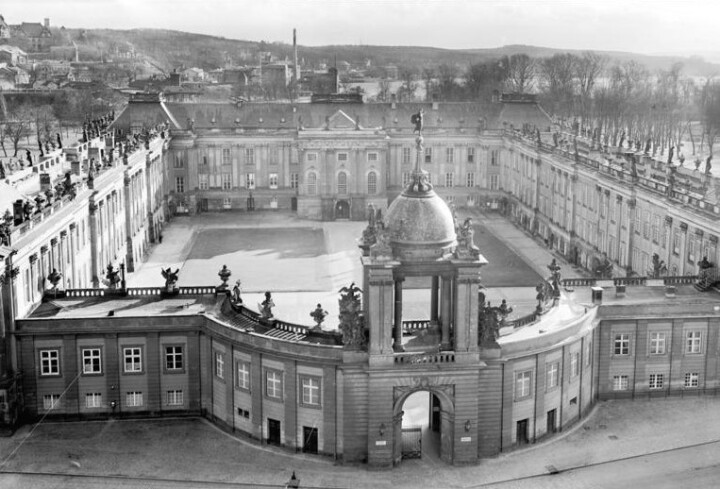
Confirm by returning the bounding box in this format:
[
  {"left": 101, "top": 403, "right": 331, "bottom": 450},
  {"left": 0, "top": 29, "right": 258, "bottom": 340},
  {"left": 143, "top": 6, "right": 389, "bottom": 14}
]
[{"left": 384, "top": 168, "right": 457, "bottom": 261}]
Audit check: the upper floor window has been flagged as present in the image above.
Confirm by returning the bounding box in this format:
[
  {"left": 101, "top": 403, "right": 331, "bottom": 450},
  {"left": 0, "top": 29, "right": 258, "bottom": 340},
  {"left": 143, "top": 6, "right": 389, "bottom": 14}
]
[
  {"left": 367, "top": 171, "right": 378, "bottom": 195},
  {"left": 337, "top": 152, "right": 348, "bottom": 163},
  {"left": 269, "top": 173, "right": 279, "bottom": 190},
  {"left": 165, "top": 345, "right": 184, "bottom": 371},
  {"left": 236, "top": 361, "right": 250, "bottom": 391},
  {"left": 173, "top": 155, "right": 184, "bottom": 168},
  {"left": 300, "top": 376, "right": 321, "bottom": 407},
  {"left": 337, "top": 171, "right": 347, "bottom": 194},
  {"left": 467, "top": 147, "right": 475, "bottom": 163},
  {"left": 686, "top": 331, "right": 702, "bottom": 354},
  {"left": 82, "top": 348, "right": 102, "bottom": 375},
  {"left": 445, "top": 172, "right": 454, "bottom": 187},
  {"left": 175, "top": 177, "right": 185, "bottom": 193},
  {"left": 40, "top": 350, "right": 60, "bottom": 376},
  {"left": 306, "top": 152, "right": 318, "bottom": 163},
  {"left": 214, "top": 352, "right": 224, "bottom": 380},
  {"left": 123, "top": 347, "right": 142, "bottom": 373},
  {"left": 265, "top": 370, "right": 283, "bottom": 400},
  {"left": 649, "top": 332, "right": 666, "bottom": 355},
  {"left": 290, "top": 173, "right": 299, "bottom": 189},
  {"left": 424, "top": 147, "right": 432, "bottom": 163},
  {"left": 466, "top": 172, "right": 475, "bottom": 187},
  {"left": 198, "top": 174, "right": 209, "bottom": 190},
  {"left": 245, "top": 173, "right": 255, "bottom": 190},
  {"left": 306, "top": 172, "right": 317, "bottom": 195},
  {"left": 514, "top": 370, "right": 532, "bottom": 400},
  {"left": 221, "top": 173, "right": 232, "bottom": 190},
  {"left": 545, "top": 362, "right": 559, "bottom": 390},
  {"left": 222, "top": 148, "right": 231, "bottom": 166},
  {"left": 245, "top": 148, "right": 255, "bottom": 165},
  {"left": 402, "top": 147, "right": 412, "bottom": 165},
  {"left": 367, "top": 152, "right": 378, "bottom": 162},
  {"left": 570, "top": 352, "right": 579, "bottom": 377},
  {"left": 614, "top": 333, "right": 630, "bottom": 355},
  {"left": 446, "top": 147, "right": 454, "bottom": 163}
]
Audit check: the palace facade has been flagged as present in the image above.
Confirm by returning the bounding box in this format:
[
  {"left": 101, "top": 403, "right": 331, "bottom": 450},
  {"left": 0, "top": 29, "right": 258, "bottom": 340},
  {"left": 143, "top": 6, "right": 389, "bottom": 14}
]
[{"left": 0, "top": 94, "right": 719, "bottom": 468}]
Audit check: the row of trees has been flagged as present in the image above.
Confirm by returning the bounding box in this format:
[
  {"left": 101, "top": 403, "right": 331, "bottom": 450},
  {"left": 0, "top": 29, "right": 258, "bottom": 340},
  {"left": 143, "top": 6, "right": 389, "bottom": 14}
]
[{"left": 378, "top": 52, "right": 720, "bottom": 160}]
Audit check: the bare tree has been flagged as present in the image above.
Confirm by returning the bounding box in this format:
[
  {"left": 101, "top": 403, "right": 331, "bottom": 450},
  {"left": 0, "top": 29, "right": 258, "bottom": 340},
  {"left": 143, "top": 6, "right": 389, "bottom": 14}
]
[
  {"left": 376, "top": 79, "right": 391, "bottom": 102},
  {"left": 465, "top": 59, "right": 507, "bottom": 101},
  {"left": 437, "top": 63, "right": 460, "bottom": 100},
  {"left": 396, "top": 67, "right": 418, "bottom": 102},
  {"left": 0, "top": 122, "right": 7, "bottom": 157},
  {"left": 701, "top": 80, "right": 720, "bottom": 159},
  {"left": 538, "top": 53, "right": 577, "bottom": 115},
  {"left": 574, "top": 51, "right": 606, "bottom": 121},
  {"left": 505, "top": 54, "right": 535, "bottom": 93},
  {"left": 422, "top": 67, "right": 436, "bottom": 102}
]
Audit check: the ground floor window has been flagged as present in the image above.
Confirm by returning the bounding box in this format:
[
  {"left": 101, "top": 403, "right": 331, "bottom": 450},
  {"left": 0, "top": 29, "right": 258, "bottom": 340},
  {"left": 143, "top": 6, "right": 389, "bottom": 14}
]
[
  {"left": 649, "top": 373, "right": 664, "bottom": 389},
  {"left": 167, "top": 390, "right": 184, "bottom": 406},
  {"left": 612, "top": 375, "right": 629, "bottom": 391},
  {"left": 126, "top": 391, "right": 144, "bottom": 407},
  {"left": 43, "top": 394, "right": 61, "bottom": 410},
  {"left": 684, "top": 372, "right": 699, "bottom": 388},
  {"left": 85, "top": 393, "right": 102, "bottom": 408}
]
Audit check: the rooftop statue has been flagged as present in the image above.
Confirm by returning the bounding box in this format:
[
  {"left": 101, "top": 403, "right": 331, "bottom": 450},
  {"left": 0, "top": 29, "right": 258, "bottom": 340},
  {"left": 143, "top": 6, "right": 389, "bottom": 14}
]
[
  {"left": 411, "top": 108, "right": 424, "bottom": 134},
  {"left": 161, "top": 267, "right": 179, "bottom": 293},
  {"left": 338, "top": 282, "right": 366, "bottom": 350},
  {"left": 259, "top": 291, "right": 275, "bottom": 320}
]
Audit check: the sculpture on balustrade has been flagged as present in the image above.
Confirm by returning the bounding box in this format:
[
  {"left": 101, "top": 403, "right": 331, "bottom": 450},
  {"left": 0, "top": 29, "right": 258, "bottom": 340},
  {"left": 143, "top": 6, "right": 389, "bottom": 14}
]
[
  {"left": 47, "top": 268, "right": 62, "bottom": 290},
  {"left": 694, "top": 157, "right": 702, "bottom": 171},
  {"left": 455, "top": 217, "right": 480, "bottom": 259},
  {"left": 338, "top": 282, "right": 366, "bottom": 350},
  {"left": 369, "top": 227, "right": 393, "bottom": 260},
  {"left": 104, "top": 265, "right": 121, "bottom": 289},
  {"left": 22, "top": 200, "right": 34, "bottom": 220},
  {"left": 667, "top": 146, "right": 674, "bottom": 165},
  {"left": 0, "top": 160, "right": 5, "bottom": 179},
  {"left": 217, "top": 264, "right": 231, "bottom": 290},
  {"left": 552, "top": 132, "right": 559, "bottom": 147},
  {"left": 0, "top": 220, "right": 10, "bottom": 246},
  {"left": 360, "top": 203, "right": 379, "bottom": 248},
  {"left": 706, "top": 156, "right": 713, "bottom": 175},
  {"left": 310, "top": 303, "right": 328, "bottom": 331},
  {"left": 56, "top": 133, "right": 62, "bottom": 149},
  {"left": 649, "top": 253, "right": 667, "bottom": 278},
  {"left": 594, "top": 255, "right": 614, "bottom": 279},
  {"left": 25, "top": 149, "right": 32, "bottom": 166},
  {"left": 231, "top": 280, "right": 243, "bottom": 304},
  {"left": 259, "top": 291, "right": 275, "bottom": 320},
  {"left": 161, "top": 267, "right": 180, "bottom": 293},
  {"left": 478, "top": 291, "right": 511, "bottom": 349},
  {"left": 699, "top": 256, "right": 714, "bottom": 270},
  {"left": 645, "top": 138, "right": 652, "bottom": 155}
]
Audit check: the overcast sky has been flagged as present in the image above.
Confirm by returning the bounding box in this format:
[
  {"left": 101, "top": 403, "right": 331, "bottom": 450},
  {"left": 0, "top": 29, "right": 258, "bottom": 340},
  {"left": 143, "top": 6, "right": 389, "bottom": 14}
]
[{"left": 2, "top": 0, "right": 717, "bottom": 56}]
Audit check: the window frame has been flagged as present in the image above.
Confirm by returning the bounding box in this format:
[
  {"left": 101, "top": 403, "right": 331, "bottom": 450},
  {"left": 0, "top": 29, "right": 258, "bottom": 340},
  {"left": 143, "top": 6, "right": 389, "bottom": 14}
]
[
  {"left": 236, "top": 361, "right": 251, "bottom": 392},
  {"left": 43, "top": 394, "right": 61, "bottom": 410},
  {"left": 166, "top": 389, "right": 184, "bottom": 406},
  {"left": 649, "top": 332, "right": 666, "bottom": 355},
  {"left": 649, "top": 373, "right": 664, "bottom": 390},
  {"left": 39, "top": 349, "right": 61, "bottom": 376},
  {"left": 514, "top": 370, "right": 533, "bottom": 401},
  {"left": 214, "top": 351, "right": 225, "bottom": 380},
  {"left": 269, "top": 173, "right": 279, "bottom": 190},
  {"left": 613, "top": 333, "right": 630, "bottom": 356},
  {"left": 684, "top": 372, "right": 699, "bottom": 388},
  {"left": 545, "top": 362, "right": 559, "bottom": 391},
  {"left": 299, "top": 375, "right": 322, "bottom": 408},
  {"left": 81, "top": 347, "right": 103, "bottom": 375},
  {"left": 367, "top": 171, "right": 378, "bottom": 195},
  {"left": 685, "top": 331, "right": 702, "bottom": 354},
  {"left": 85, "top": 392, "right": 103, "bottom": 408},
  {"left": 265, "top": 369, "right": 283, "bottom": 401},
  {"left": 122, "top": 346, "right": 143, "bottom": 374},
  {"left": 126, "top": 391, "right": 144, "bottom": 407},
  {"left": 612, "top": 374, "right": 629, "bottom": 391},
  {"left": 164, "top": 345, "right": 185, "bottom": 373}
]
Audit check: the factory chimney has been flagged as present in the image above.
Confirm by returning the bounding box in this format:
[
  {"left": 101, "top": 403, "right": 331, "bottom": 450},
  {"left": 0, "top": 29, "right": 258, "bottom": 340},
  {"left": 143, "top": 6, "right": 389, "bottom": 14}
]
[{"left": 293, "top": 28, "right": 299, "bottom": 84}]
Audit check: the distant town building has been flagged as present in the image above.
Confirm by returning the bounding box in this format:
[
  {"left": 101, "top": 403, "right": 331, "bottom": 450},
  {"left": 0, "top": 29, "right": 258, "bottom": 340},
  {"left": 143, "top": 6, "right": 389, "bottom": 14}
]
[{"left": 0, "top": 44, "right": 27, "bottom": 65}]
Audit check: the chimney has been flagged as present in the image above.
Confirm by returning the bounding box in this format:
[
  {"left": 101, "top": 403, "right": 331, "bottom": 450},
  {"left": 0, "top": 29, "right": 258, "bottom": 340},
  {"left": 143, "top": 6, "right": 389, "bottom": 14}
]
[
  {"left": 293, "top": 28, "right": 299, "bottom": 83},
  {"left": 44, "top": 18, "right": 50, "bottom": 28}
]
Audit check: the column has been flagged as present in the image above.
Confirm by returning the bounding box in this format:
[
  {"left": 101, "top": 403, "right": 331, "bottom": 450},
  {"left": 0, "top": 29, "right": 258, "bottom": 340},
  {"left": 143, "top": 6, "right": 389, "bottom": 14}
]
[
  {"left": 393, "top": 278, "right": 404, "bottom": 352},
  {"left": 123, "top": 173, "right": 135, "bottom": 272},
  {"left": 39, "top": 246, "right": 48, "bottom": 286},
  {"left": 89, "top": 201, "right": 99, "bottom": 287},
  {"left": 440, "top": 275, "right": 452, "bottom": 351},
  {"left": 59, "top": 230, "right": 68, "bottom": 283},
  {"left": 430, "top": 276, "right": 439, "bottom": 325},
  {"left": 49, "top": 237, "right": 58, "bottom": 272},
  {"left": 68, "top": 224, "right": 77, "bottom": 289}
]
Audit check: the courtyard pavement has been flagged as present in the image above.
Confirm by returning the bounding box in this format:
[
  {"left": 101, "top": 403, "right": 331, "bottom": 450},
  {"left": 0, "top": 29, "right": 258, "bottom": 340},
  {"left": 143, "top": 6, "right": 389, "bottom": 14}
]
[
  {"left": 1, "top": 397, "right": 720, "bottom": 488},
  {"left": 127, "top": 210, "right": 562, "bottom": 327}
]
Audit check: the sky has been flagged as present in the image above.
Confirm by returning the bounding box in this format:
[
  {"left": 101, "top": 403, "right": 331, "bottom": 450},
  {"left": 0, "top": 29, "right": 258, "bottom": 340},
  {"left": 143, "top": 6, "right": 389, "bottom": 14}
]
[{"left": 3, "top": 0, "right": 719, "bottom": 56}]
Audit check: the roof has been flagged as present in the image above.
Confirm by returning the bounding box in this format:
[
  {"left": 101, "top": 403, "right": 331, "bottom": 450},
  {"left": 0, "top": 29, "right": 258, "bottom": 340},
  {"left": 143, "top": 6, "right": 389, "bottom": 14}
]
[
  {"left": 15, "top": 22, "right": 51, "bottom": 38},
  {"left": 0, "top": 44, "right": 26, "bottom": 55},
  {"left": 498, "top": 101, "right": 552, "bottom": 130}
]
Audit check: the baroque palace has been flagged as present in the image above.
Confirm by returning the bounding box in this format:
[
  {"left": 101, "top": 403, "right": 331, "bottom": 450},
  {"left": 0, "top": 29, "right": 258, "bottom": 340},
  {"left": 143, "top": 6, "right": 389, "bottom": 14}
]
[{"left": 0, "top": 93, "right": 719, "bottom": 467}]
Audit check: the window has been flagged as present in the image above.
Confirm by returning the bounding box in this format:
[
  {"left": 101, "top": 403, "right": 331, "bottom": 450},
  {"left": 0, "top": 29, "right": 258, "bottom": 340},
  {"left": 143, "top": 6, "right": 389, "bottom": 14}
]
[
  {"left": 337, "top": 152, "right": 348, "bottom": 162},
  {"left": 237, "top": 407, "right": 250, "bottom": 418},
  {"left": 402, "top": 147, "right": 412, "bottom": 165},
  {"left": 222, "top": 148, "right": 231, "bottom": 165},
  {"left": 612, "top": 375, "right": 629, "bottom": 391},
  {"left": 165, "top": 345, "right": 184, "bottom": 371},
  {"left": 649, "top": 332, "right": 666, "bottom": 355},
  {"left": 613, "top": 333, "right": 630, "bottom": 355},
  {"left": 300, "top": 376, "right": 321, "bottom": 406},
  {"left": 424, "top": 147, "right": 432, "bottom": 163},
  {"left": 85, "top": 393, "right": 102, "bottom": 408},
  {"left": 466, "top": 172, "right": 475, "bottom": 187},
  {"left": 167, "top": 390, "right": 183, "bottom": 406},
  {"left": 221, "top": 173, "right": 232, "bottom": 190},
  {"left": 467, "top": 147, "right": 475, "bottom": 163},
  {"left": 266, "top": 172, "right": 278, "bottom": 190},
  {"left": 546, "top": 362, "right": 559, "bottom": 390},
  {"left": 684, "top": 373, "right": 699, "bottom": 388},
  {"left": 367, "top": 171, "right": 378, "bottom": 195},
  {"left": 367, "top": 152, "right": 378, "bottom": 162},
  {"left": 236, "top": 361, "right": 250, "bottom": 391},
  {"left": 445, "top": 172, "right": 454, "bottom": 187},
  {"left": 82, "top": 348, "right": 102, "bottom": 374},
  {"left": 214, "top": 352, "right": 225, "bottom": 379},
  {"left": 514, "top": 370, "right": 532, "bottom": 400},
  {"left": 490, "top": 150, "right": 499, "bottom": 166},
  {"left": 245, "top": 148, "right": 255, "bottom": 165},
  {"left": 43, "top": 394, "right": 61, "bottom": 410},
  {"left": 198, "top": 174, "right": 209, "bottom": 190},
  {"left": 489, "top": 174, "right": 499, "bottom": 190},
  {"left": 570, "top": 352, "right": 579, "bottom": 377},
  {"left": 446, "top": 147, "right": 454, "bottom": 163},
  {"left": 266, "top": 370, "right": 283, "bottom": 400},
  {"left": 290, "top": 173, "right": 299, "bottom": 189},
  {"left": 40, "top": 350, "right": 60, "bottom": 376},
  {"left": 123, "top": 347, "right": 142, "bottom": 373},
  {"left": 245, "top": 173, "right": 255, "bottom": 190},
  {"left": 173, "top": 155, "right": 183, "bottom": 168},
  {"left": 306, "top": 172, "right": 317, "bottom": 195},
  {"left": 126, "top": 391, "right": 143, "bottom": 407},
  {"left": 337, "top": 171, "right": 347, "bottom": 194},
  {"left": 686, "top": 331, "right": 702, "bottom": 354},
  {"left": 584, "top": 341, "right": 592, "bottom": 366},
  {"left": 402, "top": 172, "right": 412, "bottom": 186},
  {"left": 175, "top": 177, "right": 185, "bottom": 193},
  {"left": 306, "top": 152, "right": 317, "bottom": 163},
  {"left": 201, "top": 155, "right": 208, "bottom": 166},
  {"left": 649, "top": 373, "right": 664, "bottom": 389}
]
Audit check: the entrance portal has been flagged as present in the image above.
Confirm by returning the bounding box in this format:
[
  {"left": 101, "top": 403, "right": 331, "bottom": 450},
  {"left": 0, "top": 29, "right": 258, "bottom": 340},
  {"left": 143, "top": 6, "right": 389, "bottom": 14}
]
[
  {"left": 334, "top": 200, "right": 350, "bottom": 220},
  {"left": 394, "top": 391, "right": 444, "bottom": 465}
]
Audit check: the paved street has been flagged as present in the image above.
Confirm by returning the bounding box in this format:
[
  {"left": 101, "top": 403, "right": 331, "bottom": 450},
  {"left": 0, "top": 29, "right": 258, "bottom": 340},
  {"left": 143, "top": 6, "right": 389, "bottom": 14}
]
[{"left": 1, "top": 397, "right": 720, "bottom": 488}]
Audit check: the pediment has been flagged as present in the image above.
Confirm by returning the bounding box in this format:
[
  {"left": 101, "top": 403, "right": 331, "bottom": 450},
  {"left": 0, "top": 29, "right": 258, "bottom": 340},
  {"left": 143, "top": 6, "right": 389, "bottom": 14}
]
[{"left": 327, "top": 110, "right": 360, "bottom": 130}]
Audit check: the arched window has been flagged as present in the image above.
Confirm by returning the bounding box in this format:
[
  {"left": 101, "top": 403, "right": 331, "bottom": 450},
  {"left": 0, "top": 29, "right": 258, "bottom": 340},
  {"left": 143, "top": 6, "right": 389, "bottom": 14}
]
[
  {"left": 307, "top": 172, "right": 317, "bottom": 196},
  {"left": 337, "top": 171, "right": 347, "bottom": 195},
  {"left": 367, "top": 171, "right": 377, "bottom": 195}
]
